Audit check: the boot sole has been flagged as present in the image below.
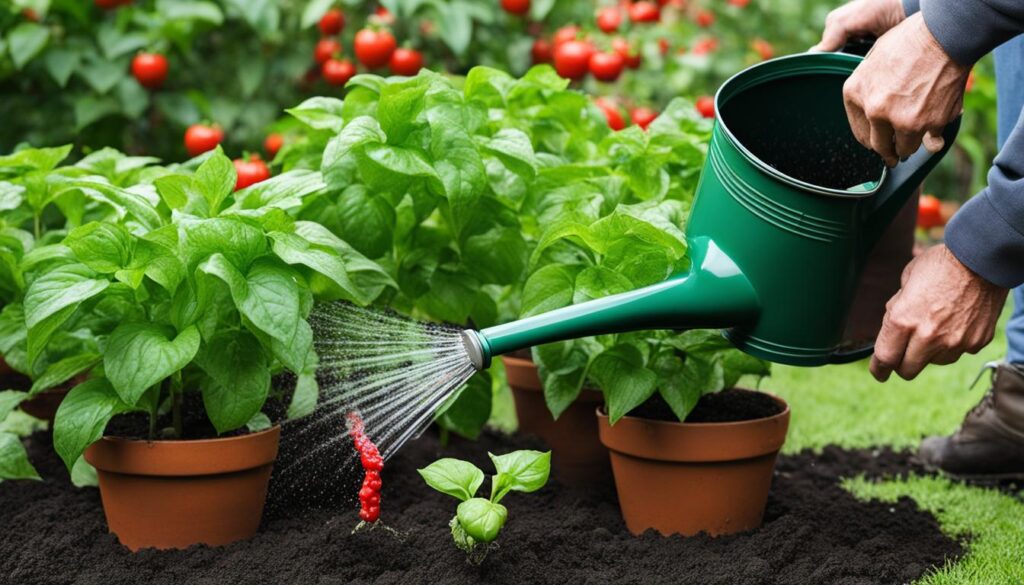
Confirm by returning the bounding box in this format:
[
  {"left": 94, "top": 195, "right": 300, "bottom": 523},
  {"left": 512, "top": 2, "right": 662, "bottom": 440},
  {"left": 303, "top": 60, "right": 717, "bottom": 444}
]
[{"left": 918, "top": 458, "right": 1024, "bottom": 482}]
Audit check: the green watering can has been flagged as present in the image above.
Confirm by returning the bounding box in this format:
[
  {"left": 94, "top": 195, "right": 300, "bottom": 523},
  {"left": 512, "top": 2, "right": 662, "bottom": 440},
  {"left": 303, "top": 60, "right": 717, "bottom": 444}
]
[{"left": 462, "top": 52, "right": 961, "bottom": 370}]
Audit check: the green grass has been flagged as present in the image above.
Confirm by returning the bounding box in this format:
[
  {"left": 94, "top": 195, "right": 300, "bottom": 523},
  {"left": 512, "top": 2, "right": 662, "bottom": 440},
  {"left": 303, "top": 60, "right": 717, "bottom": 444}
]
[{"left": 845, "top": 475, "right": 1024, "bottom": 585}]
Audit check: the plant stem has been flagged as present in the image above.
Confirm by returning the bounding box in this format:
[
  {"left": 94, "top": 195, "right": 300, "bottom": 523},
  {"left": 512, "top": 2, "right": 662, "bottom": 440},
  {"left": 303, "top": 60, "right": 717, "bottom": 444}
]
[
  {"left": 33, "top": 213, "right": 40, "bottom": 240},
  {"left": 171, "top": 388, "right": 182, "bottom": 439},
  {"left": 148, "top": 409, "right": 156, "bottom": 441}
]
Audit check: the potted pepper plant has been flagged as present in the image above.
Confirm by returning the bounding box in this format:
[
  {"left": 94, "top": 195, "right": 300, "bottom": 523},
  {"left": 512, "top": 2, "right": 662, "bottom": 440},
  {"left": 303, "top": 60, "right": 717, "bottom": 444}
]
[{"left": 22, "top": 146, "right": 390, "bottom": 550}]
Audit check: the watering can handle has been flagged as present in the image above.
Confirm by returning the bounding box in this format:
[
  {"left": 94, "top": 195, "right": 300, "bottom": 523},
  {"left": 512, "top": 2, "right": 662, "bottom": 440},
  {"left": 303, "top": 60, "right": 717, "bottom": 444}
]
[{"left": 864, "top": 115, "right": 962, "bottom": 250}]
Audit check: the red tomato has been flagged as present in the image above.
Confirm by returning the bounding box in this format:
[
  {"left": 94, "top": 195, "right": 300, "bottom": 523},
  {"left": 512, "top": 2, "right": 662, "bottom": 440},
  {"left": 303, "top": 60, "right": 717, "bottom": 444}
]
[
  {"left": 596, "top": 7, "right": 622, "bottom": 33},
  {"left": 318, "top": 9, "right": 345, "bottom": 35},
  {"left": 695, "top": 96, "right": 715, "bottom": 118},
  {"left": 692, "top": 37, "right": 718, "bottom": 55},
  {"left": 752, "top": 38, "right": 774, "bottom": 60},
  {"left": 629, "top": 1, "right": 660, "bottom": 23},
  {"left": 264, "top": 133, "right": 284, "bottom": 158},
  {"left": 696, "top": 9, "right": 714, "bottom": 27},
  {"left": 314, "top": 38, "right": 342, "bottom": 64},
  {"left": 532, "top": 38, "right": 553, "bottom": 64},
  {"left": 553, "top": 25, "right": 582, "bottom": 48},
  {"left": 501, "top": 0, "right": 530, "bottom": 15},
  {"left": 131, "top": 52, "right": 168, "bottom": 90},
  {"left": 595, "top": 98, "right": 625, "bottom": 131},
  {"left": 553, "top": 40, "right": 593, "bottom": 81},
  {"left": 321, "top": 58, "right": 358, "bottom": 86},
  {"left": 728, "top": 0, "right": 750, "bottom": 6},
  {"left": 630, "top": 107, "right": 658, "bottom": 130},
  {"left": 612, "top": 37, "right": 641, "bottom": 68},
  {"left": 354, "top": 28, "right": 397, "bottom": 69},
  {"left": 917, "top": 195, "right": 945, "bottom": 229},
  {"left": 184, "top": 124, "right": 223, "bottom": 157},
  {"left": 322, "top": 58, "right": 356, "bottom": 86},
  {"left": 389, "top": 48, "right": 424, "bottom": 76},
  {"left": 589, "top": 51, "right": 625, "bottom": 82},
  {"left": 234, "top": 156, "right": 271, "bottom": 191}
]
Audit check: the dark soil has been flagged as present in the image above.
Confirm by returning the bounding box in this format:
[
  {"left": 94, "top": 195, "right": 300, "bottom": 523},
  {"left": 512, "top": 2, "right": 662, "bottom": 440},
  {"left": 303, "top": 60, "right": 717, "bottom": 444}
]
[
  {"left": 0, "top": 425, "right": 963, "bottom": 585},
  {"left": 629, "top": 388, "right": 785, "bottom": 423}
]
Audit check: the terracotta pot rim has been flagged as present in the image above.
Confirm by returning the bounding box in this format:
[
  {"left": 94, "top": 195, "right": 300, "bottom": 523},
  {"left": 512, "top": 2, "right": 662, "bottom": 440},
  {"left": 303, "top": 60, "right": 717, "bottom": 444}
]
[
  {"left": 596, "top": 389, "right": 789, "bottom": 429},
  {"left": 86, "top": 425, "right": 281, "bottom": 477},
  {"left": 97, "top": 425, "right": 281, "bottom": 446}
]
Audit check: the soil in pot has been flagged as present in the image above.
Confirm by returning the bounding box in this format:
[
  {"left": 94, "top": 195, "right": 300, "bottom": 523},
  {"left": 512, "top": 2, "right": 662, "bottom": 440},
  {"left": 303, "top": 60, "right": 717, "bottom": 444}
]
[
  {"left": 599, "top": 389, "right": 790, "bottom": 536},
  {"left": 1, "top": 427, "right": 963, "bottom": 584},
  {"left": 503, "top": 355, "right": 610, "bottom": 485}
]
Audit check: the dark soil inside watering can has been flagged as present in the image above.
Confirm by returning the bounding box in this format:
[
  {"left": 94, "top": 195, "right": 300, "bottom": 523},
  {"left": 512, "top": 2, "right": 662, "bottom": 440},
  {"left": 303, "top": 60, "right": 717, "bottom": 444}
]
[{"left": 1, "top": 427, "right": 969, "bottom": 585}]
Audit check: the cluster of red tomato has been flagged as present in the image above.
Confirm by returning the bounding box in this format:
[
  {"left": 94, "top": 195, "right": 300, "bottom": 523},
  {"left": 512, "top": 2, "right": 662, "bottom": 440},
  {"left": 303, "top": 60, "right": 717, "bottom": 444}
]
[
  {"left": 312, "top": 7, "right": 424, "bottom": 88},
  {"left": 520, "top": 0, "right": 736, "bottom": 132},
  {"left": 346, "top": 412, "right": 384, "bottom": 524}
]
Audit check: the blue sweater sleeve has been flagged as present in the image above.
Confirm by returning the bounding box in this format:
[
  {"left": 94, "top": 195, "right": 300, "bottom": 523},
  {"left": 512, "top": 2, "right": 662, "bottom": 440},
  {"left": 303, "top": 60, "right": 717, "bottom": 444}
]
[
  {"left": 901, "top": 0, "right": 1024, "bottom": 287},
  {"left": 920, "top": 0, "right": 1024, "bottom": 65},
  {"left": 945, "top": 119, "right": 1024, "bottom": 288}
]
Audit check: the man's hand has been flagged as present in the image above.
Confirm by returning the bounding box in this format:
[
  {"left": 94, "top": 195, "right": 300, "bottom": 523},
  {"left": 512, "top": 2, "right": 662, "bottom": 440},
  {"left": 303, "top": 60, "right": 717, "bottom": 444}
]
[
  {"left": 871, "top": 245, "right": 1008, "bottom": 381},
  {"left": 812, "top": 0, "right": 907, "bottom": 52},
  {"left": 842, "top": 13, "right": 970, "bottom": 167}
]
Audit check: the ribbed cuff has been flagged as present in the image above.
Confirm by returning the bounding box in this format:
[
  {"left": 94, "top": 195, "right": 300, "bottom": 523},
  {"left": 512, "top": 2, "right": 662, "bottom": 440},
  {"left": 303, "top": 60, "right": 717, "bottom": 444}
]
[
  {"left": 902, "top": 0, "right": 920, "bottom": 17},
  {"left": 945, "top": 191, "right": 1024, "bottom": 289},
  {"left": 921, "top": 0, "right": 1023, "bottom": 65}
]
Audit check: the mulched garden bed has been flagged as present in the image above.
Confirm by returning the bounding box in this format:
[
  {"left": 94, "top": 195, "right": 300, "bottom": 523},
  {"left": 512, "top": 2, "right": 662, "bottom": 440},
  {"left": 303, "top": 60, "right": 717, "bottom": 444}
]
[{"left": 1, "top": 428, "right": 963, "bottom": 585}]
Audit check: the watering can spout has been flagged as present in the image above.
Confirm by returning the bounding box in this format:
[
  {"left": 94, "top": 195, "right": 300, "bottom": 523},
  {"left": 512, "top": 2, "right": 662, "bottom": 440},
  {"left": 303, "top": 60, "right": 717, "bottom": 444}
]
[
  {"left": 862, "top": 118, "right": 961, "bottom": 251},
  {"left": 463, "top": 238, "right": 760, "bottom": 371}
]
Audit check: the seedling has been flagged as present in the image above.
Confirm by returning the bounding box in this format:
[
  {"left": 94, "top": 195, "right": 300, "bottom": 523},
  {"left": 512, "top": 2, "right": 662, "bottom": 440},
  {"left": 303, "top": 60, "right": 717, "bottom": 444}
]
[{"left": 418, "top": 450, "right": 550, "bottom": 564}]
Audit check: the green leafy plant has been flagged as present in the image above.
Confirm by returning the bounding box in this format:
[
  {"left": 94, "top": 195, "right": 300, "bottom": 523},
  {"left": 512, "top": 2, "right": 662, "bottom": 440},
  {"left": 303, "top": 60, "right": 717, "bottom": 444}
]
[
  {"left": 418, "top": 449, "right": 550, "bottom": 564},
  {"left": 6, "top": 144, "right": 391, "bottom": 473}
]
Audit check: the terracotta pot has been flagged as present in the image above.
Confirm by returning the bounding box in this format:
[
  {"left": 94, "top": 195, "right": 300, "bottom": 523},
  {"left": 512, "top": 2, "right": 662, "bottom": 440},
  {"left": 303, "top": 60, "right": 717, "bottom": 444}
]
[
  {"left": 84, "top": 426, "right": 281, "bottom": 551},
  {"left": 504, "top": 356, "right": 610, "bottom": 484},
  {"left": 19, "top": 386, "right": 70, "bottom": 423},
  {"left": 597, "top": 390, "right": 790, "bottom": 537}
]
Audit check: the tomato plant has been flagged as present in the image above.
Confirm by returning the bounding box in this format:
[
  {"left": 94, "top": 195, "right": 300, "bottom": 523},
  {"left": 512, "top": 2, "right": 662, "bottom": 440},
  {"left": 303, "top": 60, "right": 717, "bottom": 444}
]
[{"left": 419, "top": 450, "right": 550, "bottom": 564}]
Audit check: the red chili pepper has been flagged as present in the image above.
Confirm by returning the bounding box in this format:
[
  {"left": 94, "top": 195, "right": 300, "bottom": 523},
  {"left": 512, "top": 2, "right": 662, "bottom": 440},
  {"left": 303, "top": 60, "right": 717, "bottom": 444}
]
[{"left": 347, "top": 412, "right": 383, "bottom": 524}]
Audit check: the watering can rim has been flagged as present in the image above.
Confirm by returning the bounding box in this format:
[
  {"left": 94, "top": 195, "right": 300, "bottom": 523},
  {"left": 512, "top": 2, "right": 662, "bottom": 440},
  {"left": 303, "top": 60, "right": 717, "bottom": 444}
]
[{"left": 713, "top": 52, "right": 888, "bottom": 199}]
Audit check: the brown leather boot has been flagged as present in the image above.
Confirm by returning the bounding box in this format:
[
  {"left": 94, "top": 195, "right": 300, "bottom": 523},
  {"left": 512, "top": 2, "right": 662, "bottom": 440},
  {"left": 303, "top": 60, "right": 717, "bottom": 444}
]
[{"left": 919, "top": 363, "right": 1024, "bottom": 480}]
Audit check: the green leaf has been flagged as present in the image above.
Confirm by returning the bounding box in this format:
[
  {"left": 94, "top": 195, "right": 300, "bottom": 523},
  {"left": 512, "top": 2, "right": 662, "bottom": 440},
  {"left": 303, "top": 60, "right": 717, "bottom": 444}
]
[
  {"left": 435, "top": 1, "right": 473, "bottom": 56},
  {"left": 44, "top": 47, "right": 81, "bottom": 87},
  {"left": 591, "top": 344, "right": 658, "bottom": 424},
  {"left": 0, "top": 144, "right": 71, "bottom": 173},
  {"left": 379, "top": 78, "right": 427, "bottom": 144},
  {"left": 287, "top": 96, "right": 346, "bottom": 132},
  {"left": 0, "top": 182, "right": 24, "bottom": 212},
  {"left": 179, "top": 217, "right": 268, "bottom": 271},
  {"left": 53, "top": 378, "right": 133, "bottom": 471},
  {"left": 246, "top": 412, "right": 272, "bottom": 432},
  {"left": 0, "top": 433, "right": 39, "bottom": 480},
  {"left": 300, "top": 0, "right": 334, "bottom": 27},
  {"left": 489, "top": 450, "right": 551, "bottom": 502},
  {"left": 481, "top": 129, "right": 537, "bottom": 179},
  {"left": 7, "top": 22, "right": 49, "bottom": 69},
  {"left": 322, "top": 116, "right": 387, "bottom": 189},
  {"left": 418, "top": 458, "right": 485, "bottom": 502},
  {"left": 154, "top": 174, "right": 194, "bottom": 210},
  {"left": 64, "top": 222, "right": 135, "bottom": 274},
  {"left": 104, "top": 324, "right": 201, "bottom": 406},
  {"left": 196, "top": 330, "right": 270, "bottom": 434},
  {"left": 24, "top": 264, "right": 109, "bottom": 367},
  {"left": 155, "top": 0, "right": 223, "bottom": 24},
  {"left": 437, "top": 371, "right": 492, "bottom": 440},
  {"left": 456, "top": 498, "right": 507, "bottom": 544},
  {"left": 29, "top": 353, "right": 100, "bottom": 396},
  {"left": 0, "top": 390, "right": 27, "bottom": 421},
  {"left": 199, "top": 255, "right": 300, "bottom": 343},
  {"left": 268, "top": 231, "right": 372, "bottom": 306},
  {"left": 286, "top": 371, "right": 318, "bottom": 419},
  {"left": 70, "top": 456, "right": 98, "bottom": 488},
  {"left": 521, "top": 264, "right": 577, "bottom": 318},
  {"left": 194, "top": 147, "right": 236, "bottom": 215},
  {"left": 230, "top": 170, "right": 326, "bottom": 211}
]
